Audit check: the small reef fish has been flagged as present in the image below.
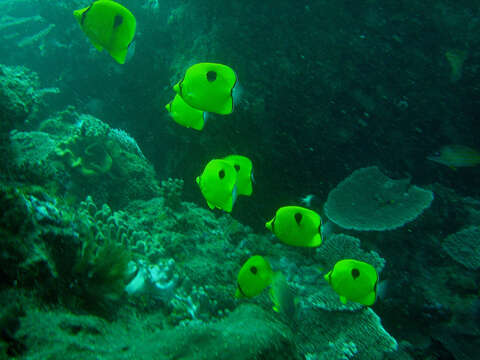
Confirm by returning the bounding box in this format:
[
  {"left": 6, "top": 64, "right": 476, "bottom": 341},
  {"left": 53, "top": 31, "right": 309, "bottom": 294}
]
[
  {"left": 325, "top": 259, "right": 378, "bottom": 306},
  {"left": 266, "top": 206, "right": 322, "bottom": 247},
  {"left": 269, "top": 272, "right": 297, "bottom": 321},
  {"left": 445, "top": 49, "right": 467, "bottom": 82},
  {"left": 174, "top": 63, "right": 237, "bottom": 115},
  {"left": 73, "top": 0, "right": 136, "bottom": 64},
  {"left": 196, "top": 159, "right": 238, "bottom": 212},
  {"left": 427, "top": 145, "right": 480, "bottom": 169},
  {"left": 300, "top": 194, "right": 315, "bottom": 207},
  {"left": 235, "top": 255, "right": 273, "bottom": 298},
  {"left": 223, "top": 155, "right": 254, "bottom": 196},
  {"left": 165, "top": 94, "right": 207, "bottom": 131}
]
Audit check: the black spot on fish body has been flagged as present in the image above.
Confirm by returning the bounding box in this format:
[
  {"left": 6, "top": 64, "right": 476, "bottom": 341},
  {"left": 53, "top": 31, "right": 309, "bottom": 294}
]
[
  {"left": 250, "top": 266, "right": 258, "bottom": 274},
  {"left": 351, "top": 268, "right": 360, "bottom": 279},
  {"left": 219, "top": 169, "right": 225, "bottom": 179},
  {"left": 207, "top": 71, "right": 217, "bottom": 82},
  {"left": 294, "top": 212, "right": 302, "bottom": 225},
  {"left": 113, "top": 15, "right": 123, "bottom": 29},
  {"left": 234, "top": 164, "right": 240, "bottom": 172}
]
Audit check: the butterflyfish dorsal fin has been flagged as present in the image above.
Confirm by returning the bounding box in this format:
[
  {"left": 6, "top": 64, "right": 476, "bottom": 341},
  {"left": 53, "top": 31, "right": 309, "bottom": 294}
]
[{"left": 91, "top": 39, "right": 104, "bottom": 52}]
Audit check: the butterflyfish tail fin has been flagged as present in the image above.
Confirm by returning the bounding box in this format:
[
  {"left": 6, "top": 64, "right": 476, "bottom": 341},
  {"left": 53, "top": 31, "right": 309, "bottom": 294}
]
[{"left": 92, "top": 40, "right": 104, "bottom": 52}]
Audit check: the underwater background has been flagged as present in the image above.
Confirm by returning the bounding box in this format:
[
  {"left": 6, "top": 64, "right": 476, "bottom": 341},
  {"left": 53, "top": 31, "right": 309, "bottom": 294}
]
[{"left": 1, "top": 0, "right": 479, "bottom": 359}]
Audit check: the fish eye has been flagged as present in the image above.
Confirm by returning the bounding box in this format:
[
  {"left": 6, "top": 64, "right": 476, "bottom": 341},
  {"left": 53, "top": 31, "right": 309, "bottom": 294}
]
[
  {"left": 207, "top": 71, "right": 217, "bottom": 82},
  {"left": 219, "top": 169, "right": 225, "bottom": 179},
  {"left": 351, "top": 268, "right": 360, "bottom": 279},
  {"left": 250, "top": 266, "right": 258, "bottom": 274},
  {"left": 234, "top": 164, "right": 240, "bottom": 172},
  {"left": 294, "top": 212, "right": 302, "bottom": 225}
]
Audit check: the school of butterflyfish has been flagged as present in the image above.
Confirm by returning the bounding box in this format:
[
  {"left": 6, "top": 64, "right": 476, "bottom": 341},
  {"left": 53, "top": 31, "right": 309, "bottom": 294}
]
[{"left": 74, "top": 0, "right": 381, "bottom": 317}]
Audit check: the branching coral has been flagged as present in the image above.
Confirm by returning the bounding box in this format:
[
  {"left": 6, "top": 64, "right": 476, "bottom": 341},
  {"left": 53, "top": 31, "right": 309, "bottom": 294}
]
[
  {"left": 43, "top": 196, "right": 134, "bottom": 318},
  {"left": 71, "top": 220, "right": 131, "bottom": 308}
]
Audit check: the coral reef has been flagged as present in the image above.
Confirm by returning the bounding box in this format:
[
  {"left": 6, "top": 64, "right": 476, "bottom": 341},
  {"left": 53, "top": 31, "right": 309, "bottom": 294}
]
[
  {"left": 0, "top": 302, "right": 26, "bottom": 358},
  {"left": 300, "top": 308, "right": 398, "bottom": 360},
  {"left": 0, "top": 64, "right": 58, "bottom": 134},
  {"left": 0, "top": 64, "right": 58, "bottom": 181},
  {"left": 1, "top": 1, "right": 478, "bottom": 359},
  {"left": 0, "top": 185, "right": 133, "bottom": 318},
  {"left": 0, "top": 179, "right": 400, "bottom": 358},
  {"left": 54, "top": 115, "right": 114, "bottom": 177},
  {"left": 316, "top": 233, "right": 386, "bottom": 273},
  {"left": 324, "top": 166, "right": 434, "bottom": 231},
  {"left": 17, "top": 304, "right": 299, "bottom": 360},
  {"left": 9, "top": 108, "right": 161, "bottom": 208},
  {"left": 442, "top": 226, "right": 480, "bottom": 270},
  {"left": 66, "top": 219, "right": 132, "bottom": 316},
  {"left": 159, "top": 177, "right": 184, "bottom": 210}
]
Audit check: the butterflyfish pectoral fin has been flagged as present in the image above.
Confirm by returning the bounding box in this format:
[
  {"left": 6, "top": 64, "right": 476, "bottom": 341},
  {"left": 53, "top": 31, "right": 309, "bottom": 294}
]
[
  {"left": 359, "top": 291, "right": 376, "bottom": 306},
  {"left": 307, "top": 233, "right": 322, "bottom": 247},
  {"left": 223, "top": 202, "right": 233, "bottom": 213},
  {"left": 340, "top": 296, "right": 348, "bottom": 304},
  {"left": 90, "top": 39, "right": 104, "bottom": 52},
  {"left": 206, "top": 201, "right": 215, "bottom": 210},
  {"left": 109, "top": 47, "right": 128, "bottom": 64},
  {"left": 218, "top": 98, "right": 234, "bottom": 116},
  {"left": 269, "top": 288, "right": 278, "bottom": 311}
]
